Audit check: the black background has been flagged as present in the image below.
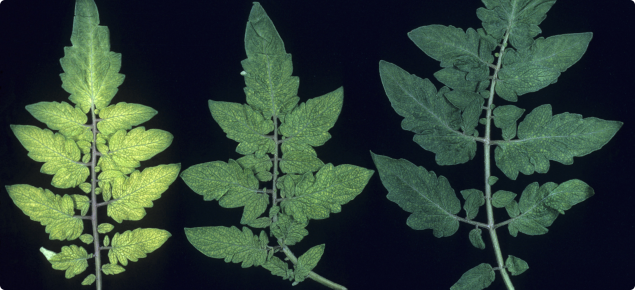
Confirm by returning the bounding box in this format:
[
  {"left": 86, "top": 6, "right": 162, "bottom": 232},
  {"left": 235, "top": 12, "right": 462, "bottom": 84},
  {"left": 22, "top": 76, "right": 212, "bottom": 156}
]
[{"left": 1, "top": 0, "right": 634, "bottom": 289}]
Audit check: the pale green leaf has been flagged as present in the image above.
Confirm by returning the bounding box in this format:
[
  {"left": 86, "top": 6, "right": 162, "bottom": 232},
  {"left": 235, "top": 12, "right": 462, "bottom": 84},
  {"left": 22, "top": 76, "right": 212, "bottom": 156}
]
[
  {"left": 477, "top": 0, "right": 555, "bottom": 49},
  {"left": 6, "top": 184, "right": 83, "bottom": 240},
  {"left": 25, "top": 101, "right": 88, "bottom": 138},
  {"left": 450, "top": 263, "right": 495, "bottom": 290},
  {"left": 181, "top": 160, "right": 259, "bottom": 201},
  {"left": 79, "top": 182, "right": 91, "bottom": 193},
  {"left": 279, "top": 87, "right": 343, "bottom": 152},
  {"left": 71, "top": 194, "right": 90, "bottom": 216},
  {"left": 106, "top": 127, "right": 173, "bottom": 169},
  {"left": 60, "top": 0, "right": 124, "bottom": 113},
  {"left": 271, "top": 213, "right": 308, "bottom": 246},
  {"left": 460, "top": 189, "right": 484, "bottom": 220},
  {"left": 102, "top": 263, "right": 126, "bottom": 275},
  {"left": 506, "top": 255, "right": 529, "bottom": 276},
  {"left": 209, "top": 101, "right": 275, "bottom": 158},
  {"left": 242, "top": 2, "right": 299, "bottom": 118},
  {"left": 492, "top": 190, "right": 517, "bottom": 208},
  {"left": 10, "top": 125, "right": 89, "bottom": 188},
  {"left": 47, "top": 245, "right": 92, "bottom": 279},
  {"left": 378, "top": 61, "right": 476, "bottom": 165},
  {"left": 81, "top": 274, "right": 96, "bottom": 285},
  {"left": 108, "top": 228, "right": 171, "bottom": 266},
  {"left": 371, "top": 153, "right": 461, "bottom": 238},
  {"left": 495, "top": 105, "right": 623, "bottom": 179},
  {"left": 184, "top": 226, "right": 268, "bottom": 268},
  {"left": 97, "top": 102, "right": 158, "bottom": 135},
  {"left": 279, "top": 163, "right": 374, "bottom": 224},
  {"left": 293, "top": 244, "right": 325, "bottom": 285},
  {"left": 98, "top": 223, "right": 114, "bottom": 234},
  {"left": 79, "top": 234, "right": 93, "bottom": 244},
  {"left": 107, "top": 163, "right": 180, "bottom": 222},
  {"left": 469, "top": 228, "right": 485, "bottom": 250},
  {"left": 40, "top": 247, "right": 57, "bottom": 260}
]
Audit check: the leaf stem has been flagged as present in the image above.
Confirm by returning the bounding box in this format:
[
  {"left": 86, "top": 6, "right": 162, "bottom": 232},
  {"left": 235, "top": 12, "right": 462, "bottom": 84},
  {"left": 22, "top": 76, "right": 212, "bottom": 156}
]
[
  {"left": 90, "top": 102, "right": 103, "bottom": 290},
  {"left": 483, "top": 27, "right": 514, "bottom": 290},
  {"left": 280, "top": 245, "right": 347, "bottom": 290}
]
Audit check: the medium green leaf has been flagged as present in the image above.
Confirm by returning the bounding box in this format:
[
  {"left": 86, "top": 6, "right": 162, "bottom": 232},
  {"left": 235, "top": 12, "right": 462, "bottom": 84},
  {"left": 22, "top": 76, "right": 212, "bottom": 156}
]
[
  {"left": 97, "top": 102, "right": 158, "bottom": 135},
  {"left": 508, "top": 180, "right": 593, "bottom": 237},
  {"left": 492, "top": 190, "right": 517, "bottom": 208},
  {"left": 184, "top": 226, "right": 268, "bottom": 268},
  {"left": 293, "top": 244, "right": 325, "bottom": 285},
  {"left": 107, "top": 163, "right": 180, "bottom": 222},
  {"left": 493, "top": 105, "right": 525, "bottom": 140},
  {"left": 477, "top": 0, "right": 555, "bottom": 49},
  {"left": 460, "top": 189, "right": 484, "bottom": 220},
  {"left": 102, "top": 263, "right": 126, "bottom": 275},
  {"left": 469, "top": 228, "right": 486, "bottom": 250},
  {"left": 6, "top": 184, "right": 83, "bottom": 240},
  {"left": 271, "top": 213, "right": 308, "bottom": 246},
  {"left": 279, "top": 148, "right": 325, "bottom": 174},
  {"left": 10, "top": 125, "right": 89, "bottom": 188},
  {"left": 495, "top": 105, "right": 623, "bottom": 179},
  {"left": 60, "top": 0, "right": 124, "bottom": 113},
  {"left": 496, "top": 33, "right": 593, "bottom": 101},
  {"left": 217, "top": 188, "right": 269, "bottom": 225},
  {"left": 279, "top": 87, "right": 343, "bottom": 152},
  {"left": 450, "top": 263, "right": 495, "bottom": 290},
  {"left": 378, "top": 61, "right": 476, "bottom": 165},
  {"left": 209, "top": 101, "right": 275, "bottom": 158},
  {"left": 279, "top": 163, "right": 374, "bottom": 224},
  {"left": 46, "top": 245, "right": 92, "bottom": 279},
  {"left": 25, "top": 101, "right": 88, "bottom": 138},
  {"left": 108, "top": 228, "right": 171, "bottom": 266},
  {"left": 237, "top": 154, "right": 272, "bottom": 176},
  {"left": 242, "top": 2, "right": 299, "bottom": 118},
  {"left": 106, "top": 127, "right": 173, "bottom": 169},
  {"left": 262, "top": 256, "right": 293, "bottom": 280},
  {"left": 408, "top": 25, "right": 483, "bottom": 69},
  {"left": 506, "top": 255, "right": 529, "bottom": 276},
  {"left": 371, "top": 153, "right": 461, "bottom": 238},
  {"left": 181, "top": 160, "right": 259, "bottom": 201}
]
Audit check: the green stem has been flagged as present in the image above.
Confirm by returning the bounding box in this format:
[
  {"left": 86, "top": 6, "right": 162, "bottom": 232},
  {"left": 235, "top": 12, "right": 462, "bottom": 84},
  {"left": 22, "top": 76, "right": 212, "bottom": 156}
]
[
  {"left": 483, "top": 26, "right": 514, "bottom": 290},
  {"left": 281, "top": 245, "right": 348, "bottom": 290}
]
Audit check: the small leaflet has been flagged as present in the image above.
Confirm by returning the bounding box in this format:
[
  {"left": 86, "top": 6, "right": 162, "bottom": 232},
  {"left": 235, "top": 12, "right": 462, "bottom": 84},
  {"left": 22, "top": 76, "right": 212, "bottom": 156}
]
[{"left": 293, "top": 244, "right": 325, "bottom": 285}]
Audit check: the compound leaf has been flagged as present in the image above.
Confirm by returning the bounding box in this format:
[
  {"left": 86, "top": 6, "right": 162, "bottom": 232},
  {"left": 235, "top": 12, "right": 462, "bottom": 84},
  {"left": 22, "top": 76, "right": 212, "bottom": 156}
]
[
  {"left": 184, "top": 226, "right": 269, "bottom": 268},
  {"left": 107, "top": 163, "right": 180, "bottom": 223},
  {"left": 379, "top": 61, "right": 476, "bottom": 165},
  {"left": 181, "top": 160, "right": 259, "bottom": 201},
  {"left": 293, "top": 244, "right": 325, "bottom": 285},
  {"left": 279, "top": 87, "right": 343, "bottom": 152},
  {"left": 10, "top": 125, "right": 89, "bottom": 188},
  {"left": 106, "top": 127, "right": 173, "bottom": 169},
  {"left": 506, "top": 255, "right": 529, "bottom": 276},
  {"left": 209, "top": 100, "right": 275, "bottom": 158},
  {"left": 101, "top": 263, "right": 126, "bottom": 275},
  {"left": 97, "top": 102, "right": 158, "bottom": 135},
  {"left": 25, "top": 101, "right": 88, "bottom": 138},
  {"left": 508, "top": 180, "right": 594, "bottom": 237},
  {"left": 279, "top": 164, "right": 374, "bottom": 224},
  {"left": 42, "top": 245, "right": 92, "bottom": 279},
  {"left": 450, "top": 263, "right": 495, "bottom": 290},
  {"left": 477, "top": 0, "right": 555, "bottom": 49},
  {"left": 6, "top": 184, "right": 83, "bottom": 241},
  {"left": 108, "top": 228, "right": 171, "bottom": 266},
  {"left": 495, "top": 105, "right": 623, "bottom": 179},
  {"left": 372, "top": 152, "right": 461, "bottom": 238},
  {"left": 60, "top": 0, "right": 124, "bottom": 113},
  {"left": 242, "top": 2, "right": 299, "bottom": 119}
]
